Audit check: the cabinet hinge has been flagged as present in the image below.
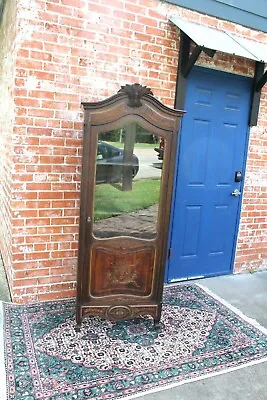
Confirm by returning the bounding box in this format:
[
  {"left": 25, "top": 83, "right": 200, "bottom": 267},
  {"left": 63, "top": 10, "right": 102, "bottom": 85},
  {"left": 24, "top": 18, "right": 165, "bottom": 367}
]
[{"left": 168, "top": 248, "right": 172, "bottom": 259}]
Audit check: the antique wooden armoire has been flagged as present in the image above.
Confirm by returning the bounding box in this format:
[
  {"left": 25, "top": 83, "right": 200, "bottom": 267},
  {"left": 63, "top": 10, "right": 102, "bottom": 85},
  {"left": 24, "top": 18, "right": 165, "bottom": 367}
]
[{"left": 76, "top": 84, "right": 183, "bottom": 330}]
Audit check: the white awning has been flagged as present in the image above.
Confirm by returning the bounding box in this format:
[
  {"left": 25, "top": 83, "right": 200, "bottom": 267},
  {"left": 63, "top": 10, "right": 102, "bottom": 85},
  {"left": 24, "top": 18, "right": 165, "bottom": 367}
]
[{"left": 170, "top": 17, "right": 267, "bottom": 63}]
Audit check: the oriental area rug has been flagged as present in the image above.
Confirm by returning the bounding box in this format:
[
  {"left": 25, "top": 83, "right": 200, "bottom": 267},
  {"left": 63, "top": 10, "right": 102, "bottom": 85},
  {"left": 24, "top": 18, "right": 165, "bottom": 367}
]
[{"left": 3, "top": 284, "right": 267, "bottom": 400}]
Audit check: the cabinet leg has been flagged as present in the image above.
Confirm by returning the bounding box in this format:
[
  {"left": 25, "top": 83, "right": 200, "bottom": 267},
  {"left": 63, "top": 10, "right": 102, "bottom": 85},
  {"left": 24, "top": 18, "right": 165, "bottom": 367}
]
[
  {"left": 153, "top": 319, "right": 160, "bottom": 329},
  {"left": 153, "top": 303, "right": 162, "bottom": 329},
  {"left": 75, "top": 305, "right": 82, "bottom": 332}
]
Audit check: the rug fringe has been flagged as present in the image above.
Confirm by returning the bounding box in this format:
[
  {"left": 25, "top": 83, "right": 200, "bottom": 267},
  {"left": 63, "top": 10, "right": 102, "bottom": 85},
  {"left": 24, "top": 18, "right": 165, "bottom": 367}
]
[
  {"left": 0, "top": 301, "right": 7, "bottom": 400},
  {"left": 196, "top": 283, "right": 267, "bottom": 336},
  {"left": 121, "top": 357, "right": 267, "bottom": 400}
]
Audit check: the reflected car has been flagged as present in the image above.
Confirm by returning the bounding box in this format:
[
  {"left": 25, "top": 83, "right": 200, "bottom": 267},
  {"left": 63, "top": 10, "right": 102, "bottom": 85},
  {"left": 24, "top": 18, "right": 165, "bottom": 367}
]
[{"left": 96, "top": 141, "right": 139, "bottom": 183}]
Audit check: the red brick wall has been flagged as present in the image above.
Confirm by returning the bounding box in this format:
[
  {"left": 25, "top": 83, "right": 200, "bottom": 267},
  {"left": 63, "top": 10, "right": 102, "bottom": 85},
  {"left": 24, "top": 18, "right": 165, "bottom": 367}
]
[
  {"left": 1, "top": 0, "right": 266, "bottom": 302},
  {"left": 236, "top": 101, "right": 267, "bottom": 273},
  {"left": 0, "top": 0, "right": 17, "bottom": 293}
]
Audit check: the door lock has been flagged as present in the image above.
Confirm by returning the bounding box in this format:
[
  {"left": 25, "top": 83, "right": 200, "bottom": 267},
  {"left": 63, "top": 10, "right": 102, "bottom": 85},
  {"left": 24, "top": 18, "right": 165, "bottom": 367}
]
[
  {"left": 231, "top": 189, "right": 241, "bottom": 197},
  {"left": 235, "top": 171, "right": 242, "bottom": 182}
]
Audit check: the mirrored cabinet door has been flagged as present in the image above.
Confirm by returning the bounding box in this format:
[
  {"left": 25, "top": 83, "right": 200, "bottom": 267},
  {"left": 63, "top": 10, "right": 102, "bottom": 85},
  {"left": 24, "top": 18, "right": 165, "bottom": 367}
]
[{"left": 93, "top": 123, "right": 163, "bottom": 240}]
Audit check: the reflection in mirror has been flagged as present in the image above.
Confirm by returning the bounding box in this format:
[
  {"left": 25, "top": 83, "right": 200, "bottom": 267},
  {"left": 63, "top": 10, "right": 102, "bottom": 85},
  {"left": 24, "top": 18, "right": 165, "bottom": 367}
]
[{"left": 93, "top": 123, "right": 163, "bottom": 239}]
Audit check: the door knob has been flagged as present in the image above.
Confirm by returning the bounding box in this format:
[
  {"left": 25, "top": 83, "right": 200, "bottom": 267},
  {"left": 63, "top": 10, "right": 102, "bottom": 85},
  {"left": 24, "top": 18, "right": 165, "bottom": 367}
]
[{"left": 231, "top": 189, "right": 241, "bottom": 197}]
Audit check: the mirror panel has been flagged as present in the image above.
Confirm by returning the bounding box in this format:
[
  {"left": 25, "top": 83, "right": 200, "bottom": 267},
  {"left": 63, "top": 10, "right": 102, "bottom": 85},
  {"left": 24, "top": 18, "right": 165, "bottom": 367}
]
[{"left": 92, "top": 123, "right": 163, "bottom": 239}]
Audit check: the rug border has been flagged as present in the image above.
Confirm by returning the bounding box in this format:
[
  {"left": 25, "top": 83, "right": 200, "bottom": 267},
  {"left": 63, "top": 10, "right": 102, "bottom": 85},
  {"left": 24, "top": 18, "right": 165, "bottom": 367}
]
[
  {"left": 196, "top": 283, "right": 267, "bottom": 336},
  {"left": 120, "top": 357, "right": 267, "bottom": 400},
  {"left": 120, "top": 282, "right": 267, "bottom": 400}
]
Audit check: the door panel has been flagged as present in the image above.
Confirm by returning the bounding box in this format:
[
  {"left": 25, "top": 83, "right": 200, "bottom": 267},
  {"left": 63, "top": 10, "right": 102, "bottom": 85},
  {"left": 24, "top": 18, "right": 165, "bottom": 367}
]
[
  {"left": 182, "top": 206, "right": 202, "bottom": 257},
  {"left": 167, "top": 67, "right": 252, "bottom": 281}
]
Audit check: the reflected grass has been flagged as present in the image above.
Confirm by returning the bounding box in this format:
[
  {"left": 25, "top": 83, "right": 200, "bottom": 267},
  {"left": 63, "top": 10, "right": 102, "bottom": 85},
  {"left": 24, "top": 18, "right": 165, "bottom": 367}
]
[{"left": 94, "top": 178, "right": 161, "bottom": 220}]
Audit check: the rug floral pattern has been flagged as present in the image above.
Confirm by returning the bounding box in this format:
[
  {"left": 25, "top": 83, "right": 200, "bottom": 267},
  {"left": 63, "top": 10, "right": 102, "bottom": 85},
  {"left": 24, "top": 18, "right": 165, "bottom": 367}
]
[{"left": 4, "top": 284, "right": 267, "bottom": 399}]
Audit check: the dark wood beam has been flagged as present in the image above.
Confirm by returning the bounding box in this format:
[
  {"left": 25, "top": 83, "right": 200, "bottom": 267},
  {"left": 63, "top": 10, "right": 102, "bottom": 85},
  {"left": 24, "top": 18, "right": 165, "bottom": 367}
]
[
  {"left": 255, "top": 69, "right": 267, "bottom": 92},
  {"left": 249, "top": 62, "right": 265, "bottom": 127},
  {"left": 182, "top": 45, "right": 202, "bottom": 78},
  {"left": 174, "top": 32, "right": 190, "bottom": 110},
  {"left": 203, "top": 47, "right": 216, "bottom": 58},
  {"left": 174, "top": 32, "right": 216, "bottom": 110}
]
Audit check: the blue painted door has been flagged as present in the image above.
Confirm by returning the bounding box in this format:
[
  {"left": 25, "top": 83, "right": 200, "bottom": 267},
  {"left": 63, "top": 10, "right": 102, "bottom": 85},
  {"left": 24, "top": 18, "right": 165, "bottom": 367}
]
[{"left": 167, "top": 67, "right": 252, "bottom": 281}]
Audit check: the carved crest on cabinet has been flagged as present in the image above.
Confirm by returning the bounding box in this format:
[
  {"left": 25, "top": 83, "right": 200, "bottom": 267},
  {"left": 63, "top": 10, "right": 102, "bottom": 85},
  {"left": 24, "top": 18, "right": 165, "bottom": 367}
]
[{"left": 119, "top": 83, "right": 153, "bottom": 108}]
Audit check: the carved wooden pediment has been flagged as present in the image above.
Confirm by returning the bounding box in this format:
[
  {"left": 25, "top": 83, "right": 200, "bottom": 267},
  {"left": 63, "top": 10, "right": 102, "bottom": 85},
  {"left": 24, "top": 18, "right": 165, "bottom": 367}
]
[{"left": 119, "top": 83, "right": 153, "bottom": 108}]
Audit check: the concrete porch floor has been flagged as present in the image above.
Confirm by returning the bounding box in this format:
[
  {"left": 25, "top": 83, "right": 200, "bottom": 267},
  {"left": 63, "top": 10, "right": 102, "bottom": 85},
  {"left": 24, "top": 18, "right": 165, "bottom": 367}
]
[
  {"left": 0, "top": 255, "right": 10, "bottom": 302},
  {"left": 0, "top": 258, "right": 266, "bottom": 400}
]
